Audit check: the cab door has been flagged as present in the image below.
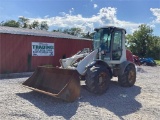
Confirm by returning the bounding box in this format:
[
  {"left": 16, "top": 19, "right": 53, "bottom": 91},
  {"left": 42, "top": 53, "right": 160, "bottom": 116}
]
[{"left": 112, "top": 30, "right": 123, "bottom": 60}]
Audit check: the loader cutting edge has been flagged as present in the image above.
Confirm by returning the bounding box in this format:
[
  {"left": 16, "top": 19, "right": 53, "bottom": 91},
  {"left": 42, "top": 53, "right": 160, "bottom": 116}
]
[{"left": 23, "top": 66, "right": 80, "bottom": 102}]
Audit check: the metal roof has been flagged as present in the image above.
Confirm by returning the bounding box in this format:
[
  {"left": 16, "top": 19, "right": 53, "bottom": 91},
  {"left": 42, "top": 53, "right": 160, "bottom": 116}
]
[
  {"left": 0, "top": 26, "right": 91, "bottom": 41},
  {"left": 94, "top": 26, "right": 126, "bottom": 33}
]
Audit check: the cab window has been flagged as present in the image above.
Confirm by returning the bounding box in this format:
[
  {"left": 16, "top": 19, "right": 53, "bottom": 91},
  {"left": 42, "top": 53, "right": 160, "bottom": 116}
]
[{"left": 112, "top": 31, "right": 122, "bottom": 60}]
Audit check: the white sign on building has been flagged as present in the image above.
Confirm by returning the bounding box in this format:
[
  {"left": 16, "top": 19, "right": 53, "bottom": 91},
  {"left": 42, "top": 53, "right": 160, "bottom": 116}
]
[{"left": 32, "top": 42, "right": 54, "bottom": 56}]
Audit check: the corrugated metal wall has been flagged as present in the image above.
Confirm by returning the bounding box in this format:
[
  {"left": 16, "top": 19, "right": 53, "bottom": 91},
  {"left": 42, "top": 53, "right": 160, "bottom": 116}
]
[{"left": 0, "top": 33, "right": 92, "bottom": 74}]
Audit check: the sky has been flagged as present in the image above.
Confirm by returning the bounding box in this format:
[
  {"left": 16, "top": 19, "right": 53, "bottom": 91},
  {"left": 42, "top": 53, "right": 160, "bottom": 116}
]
[{"left": 0, "top": 0, "right": 160, "bottom": 36}]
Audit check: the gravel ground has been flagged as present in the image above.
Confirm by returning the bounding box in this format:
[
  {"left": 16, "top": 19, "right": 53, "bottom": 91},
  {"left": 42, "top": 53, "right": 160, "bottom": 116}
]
[{"left": 0, "top": 66, "right": 160, "bottom": 120}]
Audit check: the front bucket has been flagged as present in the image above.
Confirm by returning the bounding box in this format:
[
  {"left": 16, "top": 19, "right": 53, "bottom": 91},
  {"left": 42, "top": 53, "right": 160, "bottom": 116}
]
[{"left": 23, "top": 66, "right": 80, "bottom": 102}]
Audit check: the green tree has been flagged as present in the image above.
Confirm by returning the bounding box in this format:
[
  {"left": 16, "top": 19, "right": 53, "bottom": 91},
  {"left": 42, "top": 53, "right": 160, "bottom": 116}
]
[
  {"left": 62, "top": 28, "right": 82, "bottom": 36},
  {"left": 70, "top": 28, "right": 82, "bottom": 36},
  {"left": 31, "top": 20, "right": 40, "bottom": 29},
  {"left": 52, "top": 27, "right": 82, "bottom": 36},
  {"left": 52, "top": 27, "right": 93, "bottom": 39},
  {"left": 127, "top": 24, "right": 160, "bottom": 59},
  {"left": 1, "top": 20, "right": 20, "bottom": 27},
  {"left": 81, "top": 32, "right": 94, "bottom": 39},
  {"left": 149, "top": 36, "right": 160, "bottom": 59},
  {"left": 40, "top": 21, "right": 49, "bottom": 30},
  {"left": 127, "top": 24, "right": 153, "bottom": 57},
  {"left": 52, "top": 28, "right": 63, "bottom": 32},
  {"left": 18, "top": 16, "right": 29, "bottom": 28}
]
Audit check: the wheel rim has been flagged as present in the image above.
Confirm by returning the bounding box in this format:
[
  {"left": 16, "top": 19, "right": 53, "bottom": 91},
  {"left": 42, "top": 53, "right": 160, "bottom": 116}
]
[{"left": 128, "top": 70, "right": 135, "bottom": 83}]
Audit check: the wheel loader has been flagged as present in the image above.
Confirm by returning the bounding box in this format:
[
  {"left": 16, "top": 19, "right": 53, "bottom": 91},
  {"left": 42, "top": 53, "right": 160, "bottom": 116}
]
[{"left": 23, "top": 26, "right": 136, "bottom": 102}]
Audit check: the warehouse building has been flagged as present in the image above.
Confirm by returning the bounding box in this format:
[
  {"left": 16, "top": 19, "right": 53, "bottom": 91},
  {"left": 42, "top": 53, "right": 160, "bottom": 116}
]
[{"left": 0, "top": 26, "right": 92, "bottom": 74}]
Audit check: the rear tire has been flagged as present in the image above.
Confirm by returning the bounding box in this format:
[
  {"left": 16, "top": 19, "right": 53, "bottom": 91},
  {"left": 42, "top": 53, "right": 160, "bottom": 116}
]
[
  {"left": 85, "top": 64, "right": 111, "bottom": 94},
  {"left": 118, "top": 64, "right": 136, "bottom": 87}
]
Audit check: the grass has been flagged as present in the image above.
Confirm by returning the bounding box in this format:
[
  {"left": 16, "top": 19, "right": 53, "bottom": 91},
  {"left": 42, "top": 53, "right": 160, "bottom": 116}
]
[{"left": 155, "top": 60, "right": 160, "bottom": 65}]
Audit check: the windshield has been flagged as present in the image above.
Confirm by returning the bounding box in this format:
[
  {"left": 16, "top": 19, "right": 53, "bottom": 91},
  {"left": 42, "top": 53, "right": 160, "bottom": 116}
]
[{"left": 93, "top": 28, "right": 111, "bottom": 52}]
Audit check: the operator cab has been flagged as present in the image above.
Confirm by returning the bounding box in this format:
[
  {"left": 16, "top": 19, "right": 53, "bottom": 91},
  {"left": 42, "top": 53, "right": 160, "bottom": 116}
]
[{"left": 93, "top": 26, "right": 126, "bottom": 64}]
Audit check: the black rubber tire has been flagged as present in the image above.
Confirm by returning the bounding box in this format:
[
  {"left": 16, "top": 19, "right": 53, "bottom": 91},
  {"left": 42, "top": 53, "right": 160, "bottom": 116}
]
[
  {"left": 85, "top": 64, "right": 111, "bottom": 94},
  {"left": 118, "top": 64, "right": 136, "bottom": 87}
]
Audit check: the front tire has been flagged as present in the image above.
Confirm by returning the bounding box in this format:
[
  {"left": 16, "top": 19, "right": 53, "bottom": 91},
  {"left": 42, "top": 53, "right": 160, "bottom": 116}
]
[
  {"left": 85, "top": 64, "right": 111, "bottom": 94},
  {"left": 118, "top": 64, "right": 136, "bottom": 87}
]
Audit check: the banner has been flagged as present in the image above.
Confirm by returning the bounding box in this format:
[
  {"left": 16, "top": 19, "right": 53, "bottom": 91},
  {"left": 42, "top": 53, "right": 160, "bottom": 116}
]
[{"left": 32, "top": 42, "right": 54, "bottom": 56}]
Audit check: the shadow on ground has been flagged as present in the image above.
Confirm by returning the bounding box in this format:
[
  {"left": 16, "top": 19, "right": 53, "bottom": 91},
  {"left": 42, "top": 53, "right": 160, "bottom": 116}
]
[
  {"left": 80, "top": 81, "right": 142, "bottom": 119},
  {"left": 17, "top": 91, "right": 79, "bottom": 119},
  {"left": 17, "top": 80, "right": 142, "bottom": 119},
  {"left": 0, "top": 73, "right": 32, "bottom": 80}
]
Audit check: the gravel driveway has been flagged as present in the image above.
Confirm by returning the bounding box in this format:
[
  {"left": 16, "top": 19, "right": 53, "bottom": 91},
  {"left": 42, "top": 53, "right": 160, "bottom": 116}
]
[{"left": 0, "top": 66, "right": 160, "bottom": 120}]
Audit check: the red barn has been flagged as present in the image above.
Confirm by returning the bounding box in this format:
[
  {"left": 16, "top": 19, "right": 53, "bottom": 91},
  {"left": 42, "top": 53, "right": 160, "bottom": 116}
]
[{"left": 0, "top": 26, "right": 92, "bottom": 74}]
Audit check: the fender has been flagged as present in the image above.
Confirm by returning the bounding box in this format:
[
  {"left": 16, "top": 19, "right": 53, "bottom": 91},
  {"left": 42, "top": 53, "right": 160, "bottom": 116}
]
[
  {"left": 118, "top": 61, "right": 135, "bottom": 76},
  {"left": 86, "top": 60, "right": 113, "bottom": 78}
]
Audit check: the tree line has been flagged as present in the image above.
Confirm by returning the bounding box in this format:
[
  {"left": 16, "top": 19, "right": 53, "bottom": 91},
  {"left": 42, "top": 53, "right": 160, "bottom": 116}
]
[
  {"left": 0, "top": 17, "right": 92, "bottom": 38},
  {"left": 52, "top": 28, "right": 93, "bottom": 39},
  {"left": 0, "top": 18, "right": 160, "bottom": 59},
  {"left": 126, "top": 24, "right": 160, "bottom": 59},
  {"left": 0, "top": 16, "right": 49, "bottom": 30}
]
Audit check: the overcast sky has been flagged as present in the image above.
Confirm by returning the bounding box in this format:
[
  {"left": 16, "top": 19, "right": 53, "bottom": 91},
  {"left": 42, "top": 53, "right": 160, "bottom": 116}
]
[{"left": 0, "top": 0, "right": 160, "bottom": 35}]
